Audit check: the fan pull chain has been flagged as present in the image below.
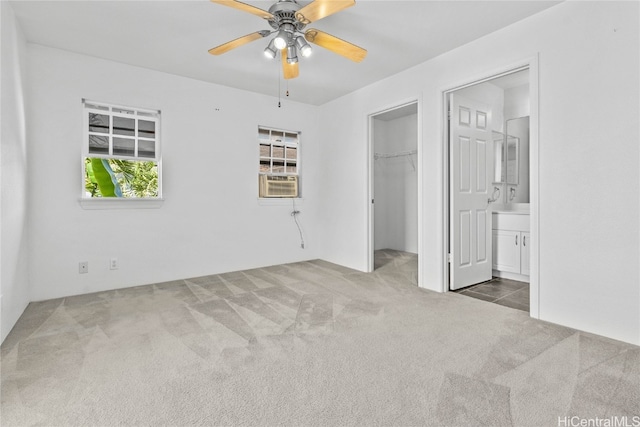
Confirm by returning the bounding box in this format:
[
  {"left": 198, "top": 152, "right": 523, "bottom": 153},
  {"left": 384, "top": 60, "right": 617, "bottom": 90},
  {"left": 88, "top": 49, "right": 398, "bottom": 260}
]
[{"left": 278, "top": 51, "right": 282, "bottom": 108}]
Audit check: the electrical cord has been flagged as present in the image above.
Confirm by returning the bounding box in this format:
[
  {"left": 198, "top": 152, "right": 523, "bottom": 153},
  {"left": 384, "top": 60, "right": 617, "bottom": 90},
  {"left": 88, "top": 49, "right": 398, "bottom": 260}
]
[{"left": 291, "top": 199, "right": 305, "bottom": 249}]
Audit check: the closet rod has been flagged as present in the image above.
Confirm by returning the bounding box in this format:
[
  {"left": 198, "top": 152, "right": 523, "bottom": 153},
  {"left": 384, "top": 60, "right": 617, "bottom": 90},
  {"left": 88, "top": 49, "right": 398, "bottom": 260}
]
[{"left": 374, "top": 149, "right": 417, "bottom": 160}]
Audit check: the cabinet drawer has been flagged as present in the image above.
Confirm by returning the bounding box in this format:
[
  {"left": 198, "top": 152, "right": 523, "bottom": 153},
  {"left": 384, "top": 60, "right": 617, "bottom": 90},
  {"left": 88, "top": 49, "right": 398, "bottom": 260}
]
[{"left": 492, "top": 213, "right": 529, "bottom": 232}]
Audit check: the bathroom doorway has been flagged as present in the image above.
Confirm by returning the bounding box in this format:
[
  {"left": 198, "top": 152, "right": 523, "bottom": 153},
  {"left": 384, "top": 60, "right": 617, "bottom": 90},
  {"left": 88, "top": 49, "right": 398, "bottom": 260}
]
[
  {"left": 444, "top": 64, "right": 537, "bottom": 315},
  {"left": 368, "top": 101, "right": 419, "bottom": 284}
]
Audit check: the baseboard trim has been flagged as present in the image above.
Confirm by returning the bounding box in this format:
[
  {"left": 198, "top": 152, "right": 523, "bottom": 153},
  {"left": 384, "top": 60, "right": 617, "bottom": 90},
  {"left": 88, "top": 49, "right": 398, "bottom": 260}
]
[{"left": 492, "top": 270, "right": 530, "bottom": 283}]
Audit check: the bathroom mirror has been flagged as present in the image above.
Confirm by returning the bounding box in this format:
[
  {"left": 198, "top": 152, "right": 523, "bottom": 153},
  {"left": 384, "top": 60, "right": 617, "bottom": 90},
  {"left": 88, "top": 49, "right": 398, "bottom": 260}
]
[
  {"left": 505, "top": 116, "right": 530, "bottom": 203},
  {"left": 506, "top": 135, "right": 519, "bottom": 185},
  {"left": 492, "top": 131, "right": 505, "bottom": 183}
]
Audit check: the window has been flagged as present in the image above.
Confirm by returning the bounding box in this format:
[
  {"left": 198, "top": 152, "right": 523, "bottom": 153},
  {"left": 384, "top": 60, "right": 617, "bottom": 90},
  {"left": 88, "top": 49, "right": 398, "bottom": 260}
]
[
  {"left": 83, "top": 100, "right": 161, "bottom": 199},
  {"left": 258, "top": 126, "right": 300, "bottom": 198}
]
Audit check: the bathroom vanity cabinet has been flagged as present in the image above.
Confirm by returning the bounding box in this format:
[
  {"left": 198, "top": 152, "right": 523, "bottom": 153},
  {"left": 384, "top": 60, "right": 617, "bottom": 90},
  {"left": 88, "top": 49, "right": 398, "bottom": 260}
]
[{"left": 492, "top": 211, "right": 530, "bottom": 282}]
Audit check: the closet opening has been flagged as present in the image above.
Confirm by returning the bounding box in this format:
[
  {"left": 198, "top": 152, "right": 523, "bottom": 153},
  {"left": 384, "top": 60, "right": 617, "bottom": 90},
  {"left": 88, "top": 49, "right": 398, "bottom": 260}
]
[{"left": 368, "top": 101, "right": 419, "bottom": 285}]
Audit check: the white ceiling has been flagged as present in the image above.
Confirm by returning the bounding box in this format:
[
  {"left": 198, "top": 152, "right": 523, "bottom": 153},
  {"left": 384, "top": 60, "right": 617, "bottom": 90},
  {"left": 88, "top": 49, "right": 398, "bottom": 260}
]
[{"left": 9, "top": 0, "right": 561, "bottom": 105}]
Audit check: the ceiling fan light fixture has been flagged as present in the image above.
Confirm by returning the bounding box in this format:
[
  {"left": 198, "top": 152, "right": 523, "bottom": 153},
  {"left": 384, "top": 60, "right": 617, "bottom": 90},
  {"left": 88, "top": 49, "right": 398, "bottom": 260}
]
[
  {"left": 264, "top": 39, "right": 277, "bottom": 59},
  {"left": 287, "top": 45, "right": 298, "bottom": 64},
  {"left": 208, "top": 0, "right": 367, "bottom": 79},
  {"left": 273, "top": 30, "right": 288, "bottom": 50},
  {"left": 274, "top": 23, "right": 296, "bottom": 50},
  {"left": 295, "top": 36, "right": 312, "bottom": 57}
]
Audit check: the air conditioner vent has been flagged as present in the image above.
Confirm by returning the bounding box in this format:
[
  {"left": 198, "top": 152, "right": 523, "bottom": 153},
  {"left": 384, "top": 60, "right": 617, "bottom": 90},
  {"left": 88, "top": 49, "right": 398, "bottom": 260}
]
[{"left": 259, "top": 175, "right": 298, "bottom": 198}]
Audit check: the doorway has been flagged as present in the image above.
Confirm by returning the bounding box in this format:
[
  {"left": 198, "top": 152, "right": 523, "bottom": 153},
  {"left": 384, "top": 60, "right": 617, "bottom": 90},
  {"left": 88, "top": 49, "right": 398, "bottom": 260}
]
[
  {"left": 444, "top": 64, "right": 537, "bottom": 315},
  {"left": 368, "top": 101, "right": 419, "bottom": 283}
]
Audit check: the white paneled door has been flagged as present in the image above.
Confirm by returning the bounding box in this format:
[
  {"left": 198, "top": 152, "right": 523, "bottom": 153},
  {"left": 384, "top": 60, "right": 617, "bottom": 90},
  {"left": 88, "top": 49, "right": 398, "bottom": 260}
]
[{"left": 449, "top": 93, "right": 493, "bottom": 290}]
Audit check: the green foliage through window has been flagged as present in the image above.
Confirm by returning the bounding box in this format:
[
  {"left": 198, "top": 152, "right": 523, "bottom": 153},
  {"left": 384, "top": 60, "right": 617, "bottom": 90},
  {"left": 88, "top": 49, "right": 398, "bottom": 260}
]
[{"left": 85, "top": 157, "right": 158, "bottom": 198}]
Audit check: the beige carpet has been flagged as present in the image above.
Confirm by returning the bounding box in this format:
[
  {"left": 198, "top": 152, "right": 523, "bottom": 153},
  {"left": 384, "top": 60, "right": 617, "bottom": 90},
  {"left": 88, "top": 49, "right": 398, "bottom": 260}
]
[{"left": 2, "top": 250, "right": 639, "bottom": 426}]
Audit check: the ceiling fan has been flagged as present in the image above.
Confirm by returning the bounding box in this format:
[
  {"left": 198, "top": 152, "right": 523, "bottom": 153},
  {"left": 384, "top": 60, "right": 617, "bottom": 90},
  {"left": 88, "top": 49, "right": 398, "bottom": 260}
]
[{"left": 208, "top": 0, "right": 367, "bottom": 79}]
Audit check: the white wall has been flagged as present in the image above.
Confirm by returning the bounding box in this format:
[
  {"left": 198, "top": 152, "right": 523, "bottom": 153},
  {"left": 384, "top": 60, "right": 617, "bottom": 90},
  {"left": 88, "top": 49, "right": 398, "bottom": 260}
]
[
  {"left": 26, "top": 45, "right": 321, "bottom": 301},
  {"left": 1, "top": 1, "right": 30, "bottom": 342},
  {"left": 373, "top": 113, "right": 418, "bottom": 253},
  {"left": 318, "top": 1, "right": 639, "bottom": 345},
  {"left": 504, "top": 84, "right": 530, "bottom": 120}
]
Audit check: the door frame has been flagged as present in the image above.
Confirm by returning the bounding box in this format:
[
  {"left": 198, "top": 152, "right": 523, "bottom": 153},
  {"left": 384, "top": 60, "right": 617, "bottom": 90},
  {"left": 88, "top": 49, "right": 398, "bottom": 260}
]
[
  {"left": 441, "top": 56, "right": 540, "bottom": 318},
  {"left": 366, "top": 98, "right": 422, "bottom": 286}
]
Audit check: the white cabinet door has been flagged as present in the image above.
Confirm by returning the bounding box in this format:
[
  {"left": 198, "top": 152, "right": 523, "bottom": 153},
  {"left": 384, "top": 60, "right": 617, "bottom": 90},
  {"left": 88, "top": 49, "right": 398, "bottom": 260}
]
[
  {"left": 521, "top": 232, "right": 530, "bottom": 276},
  {"left": 492, "top": 230, "right": 520, "bottom": 273}
]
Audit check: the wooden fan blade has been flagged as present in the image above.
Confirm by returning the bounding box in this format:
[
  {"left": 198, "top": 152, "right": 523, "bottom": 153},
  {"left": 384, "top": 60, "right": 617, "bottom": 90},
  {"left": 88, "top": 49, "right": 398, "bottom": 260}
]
[
  {"left": 210, "top": 0, "right": 273, "bottom": 20},
  {"left": 295, "top": 0, "right": 355, "bottom": 25},
  {"left": 282, "top": 52, "right": 299, "bottom": 79},
  {"left": 208, "top": 31, "right": 268, "bottom": 55},
  {"left": 305, "top": 29, "right": 367, "bottom": 62}
]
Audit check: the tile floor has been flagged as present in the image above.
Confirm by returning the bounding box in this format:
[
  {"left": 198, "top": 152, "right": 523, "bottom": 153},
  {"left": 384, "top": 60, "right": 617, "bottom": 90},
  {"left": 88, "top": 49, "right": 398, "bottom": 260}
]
[{"left": 455, "top": 277, "right": 529, "bottom": 312}]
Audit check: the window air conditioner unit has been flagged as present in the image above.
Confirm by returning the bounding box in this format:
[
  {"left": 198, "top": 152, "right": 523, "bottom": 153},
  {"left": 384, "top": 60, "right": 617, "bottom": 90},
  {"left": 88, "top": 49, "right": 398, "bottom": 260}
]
[{"left": 259, "top": 175, "right": 298, "bottom": 198}]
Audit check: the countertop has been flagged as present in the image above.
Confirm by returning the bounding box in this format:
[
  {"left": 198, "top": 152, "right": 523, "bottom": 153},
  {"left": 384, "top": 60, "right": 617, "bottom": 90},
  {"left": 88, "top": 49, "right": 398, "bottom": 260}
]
[{"left": 492, "top": 204, "right": 530, "bottom": 215}]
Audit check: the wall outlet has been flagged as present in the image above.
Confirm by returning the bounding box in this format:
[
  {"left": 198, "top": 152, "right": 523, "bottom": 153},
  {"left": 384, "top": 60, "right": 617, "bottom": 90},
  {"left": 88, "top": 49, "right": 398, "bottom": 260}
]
[
  {"left": 79, "top": 261, "right": 88, "bottom": 274},
  {"left": 110, "top": 258, "right": 118, "bottom": 270}
]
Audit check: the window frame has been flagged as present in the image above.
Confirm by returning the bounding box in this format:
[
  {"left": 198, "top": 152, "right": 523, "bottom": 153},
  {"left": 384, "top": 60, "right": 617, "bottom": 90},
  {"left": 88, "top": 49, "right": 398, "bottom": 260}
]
[
  {"left": 258, "top": 126, "right": 300, "bottom": 177},
  {"left": 81, "top": 99, "right": 163, "bottom": 203},
  {"left": 258, "top": 125, "right": 301, "bottom": 200}
]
